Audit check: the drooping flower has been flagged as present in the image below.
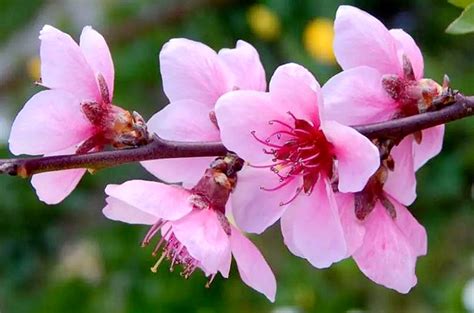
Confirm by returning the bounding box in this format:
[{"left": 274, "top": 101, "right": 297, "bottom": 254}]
[
  {"left": 323, "top": 5, "right": 444, "bottom": 172},
  {"left": 103, "top": 155, "right": 276, "bottom": 301},
  {"left": 9, "top": 25, "right": 148, "bottom": 204},
  {"left": 141, "top": 38, "right": 266, "bottom": 186},
  {"left": 215, "top": 63, "right": 380, "bottom": 268},
  {"left": 336, "top": 153, "right": 427, "bottom": 294}
]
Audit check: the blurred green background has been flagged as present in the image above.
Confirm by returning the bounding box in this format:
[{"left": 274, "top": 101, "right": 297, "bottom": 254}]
[{"left": 0, "top": 0, "right": 473, "bottom": 312}]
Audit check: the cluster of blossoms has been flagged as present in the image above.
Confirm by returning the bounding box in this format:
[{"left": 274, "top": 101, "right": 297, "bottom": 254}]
[{"left": 8, "top": 6, "right": 452, "bottom": 301}]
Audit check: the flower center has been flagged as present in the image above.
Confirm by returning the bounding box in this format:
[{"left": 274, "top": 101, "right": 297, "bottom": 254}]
[
  {"left": 251, "top": 112, "right": 334, "bottom": 205},
  {"left": 382, "top": 55, "right": 442, "bottom": 118},
  {"left": 142, "top": 219, "right": 200, "bottom": 279},
  {"left": 76, "top": 73, "right": 150, "bottom": 154}
]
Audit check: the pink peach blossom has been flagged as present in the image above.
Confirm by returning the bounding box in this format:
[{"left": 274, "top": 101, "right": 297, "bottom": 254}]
[
  {"left": 215, "top": 63, "right": 380, "bottom": 268},
  {"left": 323, "top": 5, "right": 444, "bottom": 172},
  {"left": 141, "top": 39, "right": 266, "bottom": 186},
  {"left": 336, "top": 177, "right": 427, "bottom": 293},
  {"left": 9, "top": 25, "right": 145, "bottom": 204},
  {"left": 335, "top": 139, "right": 425, "bottom": 293},
  {"left": 103, "top": 179, "right": 276, "bottom": 301}
]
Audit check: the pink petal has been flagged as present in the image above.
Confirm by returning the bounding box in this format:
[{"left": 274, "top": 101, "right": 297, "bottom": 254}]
[
  {"left": 390, "top": 196, "right": 427, "bottom": 257},
  {"left": 334, "top": 6, "right": 400, "bottom": 75},
  {"left": 413, "top": 125, "right": 444, "bottom": 171},
  {"left": 29, "top": 145, "right": 86, "bottom": 204},
  {"left": 269, "top": 63, "right": 321, "bottom": 124},
  {"left": 32, "top": 169, "right": 86, "bottom": 204},
  {"left": 322, "top": 120, "right": 380, "bottom": 193},
  {"left": 353, "top": 202, "right": 419, "bottom": 293},
  {"left": 230, "top": 167, "right": 300, "bottom": 234},
  {"left": 160, "top": 38, "right": 232, "bottom": 105},
  {"left": 322, "top": 66, "right": 398, "bottom": 125},
  {"left": 141, "top": 99, "right": 220, "bottom": 184},
  {"left": 389, "top": 29, "right": 424, "bottom": 80},
  {"left": 80, "top": 26, "right": 114, "bottom": 100},
  {"left": 146, "top": 100, "right": 220, "bottom": 141},
  {"left": 215, "top": 90, "right": 288, "bottom": 164},
  {"left": 230, "top": 225, "right": 277, "bottom": 302},
  {"left": 218, "top": 40, "right": 266, "bottom": 92},
  {"left": 39, "top": 25, "right": 99, "bottom": 101},
  {"left": 171, "top": 209, "right": 232, "bottom": 275},
  {"left": 104, "top": 180, "right": 193, "bottom": 221},
  {"left": 281, "top": 179, "right": 347, "bottom": 268},
  {"left": 384, "top": 136, "right": 417, "bottom": 206},
  {"left": 142, "top": 157, "right": 215, "bottom": 186},
  {"left": 9, "top": 90, "right": 93, "bottom": 156},
  {"left": 335, "top": 193, "right": 365, "bottom": 256},
  {"left": 103, "top": 196, "right": 156, "bottom": 225}
]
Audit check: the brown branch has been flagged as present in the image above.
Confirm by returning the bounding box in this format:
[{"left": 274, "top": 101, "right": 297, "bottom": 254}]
[
  {"left": 1, "top": 94, "right": 473, "bottom": 178},
  {"left": 0, "top": 137, "right": 228, "bottom": 177},
  {"left": 353, "top": 93, "right": 474, "bottom": 139}
]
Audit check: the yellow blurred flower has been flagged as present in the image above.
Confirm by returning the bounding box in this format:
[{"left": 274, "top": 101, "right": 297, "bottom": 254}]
[
  {"left": 26, "top": 56, "right": 41, "bottom": 82},
  {"left": 303, "top": 18, "right": 336, "bottom": 65},
  {"left": 247, "top": 4, "right": 281, "bottom": 41}
]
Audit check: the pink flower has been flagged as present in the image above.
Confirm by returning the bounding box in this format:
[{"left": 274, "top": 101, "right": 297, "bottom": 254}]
[
  {"left": 9, "top": 25, "right": 146, "bottom": 204},
  {"left": 336, "top": 162, "right": 427, "bottom": 293},
  {"left": 215, "top": 63, "right": 380, "bottom": 268},
  {"left": 141, "top": 38, "right": 266, "bottom": 186},
  {"left": 103, "top": 178, "right": 277, "bottom": 302},
  {"left": 334, "top": 136, "right": 426, "bottom": 293},
  {"left": 323, "top": 5, "right": 444, "bottom": 172},
  {"left": 351, "top": 197, "right": 427, "bottom": 294}
]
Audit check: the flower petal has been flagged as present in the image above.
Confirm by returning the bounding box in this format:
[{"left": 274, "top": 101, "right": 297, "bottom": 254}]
[
  {"left": 335, "top": 193, "right": 365, "bottom": 256},
  {"left": 269, "top": 63, "right": 321, "bottom": 124},
  {"left": 322, "top": 120, "right": 380, "bottom": 193},
  {"left": 413, "top": 125, "right": 444, "bottom": 171},
  {"left": 9, "top": 90, "right": 93, "bottom": 155},
  {"left": 103, "top": 196, "right": 156, "bottom": 225},
  {"left": 322, "top": 66, "right": 398, "bottom": 125},
  {"left": 391, "top": 196, "right": 427, "bottom": 257},
  {"left": 39, "top": 25, "right": 99, "bottom": 101},
  {"left": 146, "top": 100, "right": 220, "bottom": 141},
  {"left": 334, "top": 6, "right": 400, "bottom": 75},
  {"left": 104, "top": 180, "right": 193, "bottom": 221},
  {"left": 353, "top": 202, "right": 419, "bottom": 293},
  {"left": 141, "top": 99, "right": 220, "bottom": 184},
  {"left": 160, "top": 38, "right": 232, "bottom": 105},
  {"left": 142, "top": 157, "right": 215, "bottom": 186},
  {"left": 218, "top": 40, "right": 266, "bottom": 92},
  {"left": 230, "top": 167, "right": 300, "bottom": 234},
  {"left": 384, "top": 136, "right": 417, "bottom": 206},
  {"left": 281, "top": 179, "right": 347, "bottom": 268},
  {"left": 171, "top": 209, "right": 232, "bottom": 275},
  {"left": 215, "top": 90, "right": 288, "bottom": 164},
  {"left": 80, "top": 26, "right": 115, "bottom": 100},
  {"left": 389, "top": 29, "right": 424, "bottom": 80},
  {"left": 230, "top": 225, "right": 277, "bottom": 302},
  {"left": 31, "top": 168, "right": 86, "bottom": 205}
]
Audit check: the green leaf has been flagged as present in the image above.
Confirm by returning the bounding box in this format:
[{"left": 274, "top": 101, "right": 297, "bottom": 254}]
[
  {"left": 448, "top": 0, "right": 474, "bottom": 9},
  {"left": 446, "top": 3, "right": 474, "bottom": 34}
]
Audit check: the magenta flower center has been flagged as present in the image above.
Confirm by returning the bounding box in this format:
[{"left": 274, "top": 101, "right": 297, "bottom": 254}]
[
  {"left": 252, "top": 112, "right": 334, "bottom": 204},
  {"left": 142, "top": 219, "right": 200, "bottom": 278}
]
